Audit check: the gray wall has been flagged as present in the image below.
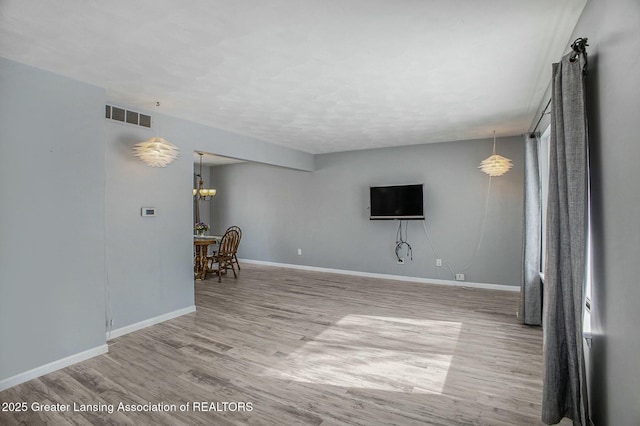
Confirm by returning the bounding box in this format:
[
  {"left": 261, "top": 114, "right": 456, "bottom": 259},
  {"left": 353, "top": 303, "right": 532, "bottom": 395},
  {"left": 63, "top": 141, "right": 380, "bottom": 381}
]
[
  {"left": 567, "top": 0, "right": 640, "bottom": 424},
  {"left": 0, "top": 56, "right": 314, "bottom": 384},
  {"left": 211, "top": 137, "right": 525, "bottom": 286},
  {"left": 105, "top": 119, "right": 196, "bottom": 328},
  {"left": 104, "top": 109, "right": 313, "bottom": 330},
  {"left": 0, "top": 58, "right": 107, "bottom": 380}
]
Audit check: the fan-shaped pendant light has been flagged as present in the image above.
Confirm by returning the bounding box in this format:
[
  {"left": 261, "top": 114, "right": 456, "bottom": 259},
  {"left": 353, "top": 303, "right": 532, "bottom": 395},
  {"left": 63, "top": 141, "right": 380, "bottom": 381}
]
[
  {"left": 133, "top": 102, "right": 179, "bottom": 167},
  {"left": 479, "top": 131, "right": 513, "bottom": 177}
]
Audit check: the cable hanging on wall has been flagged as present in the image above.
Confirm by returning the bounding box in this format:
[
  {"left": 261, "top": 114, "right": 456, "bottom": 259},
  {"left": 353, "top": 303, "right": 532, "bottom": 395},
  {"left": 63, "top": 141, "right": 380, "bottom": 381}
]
[
  {"left": 419, "top": 171, "right": 494, "bottom": 280},
  {"left": 395, "top": 221, "right": 413, "bottom": 263}
]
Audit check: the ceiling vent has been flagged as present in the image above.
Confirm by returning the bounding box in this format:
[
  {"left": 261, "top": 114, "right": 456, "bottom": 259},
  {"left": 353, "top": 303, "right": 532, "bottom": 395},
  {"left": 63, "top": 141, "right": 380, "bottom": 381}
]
[{"left": 105, "top": 105, "right": 151, "bottom": 128}]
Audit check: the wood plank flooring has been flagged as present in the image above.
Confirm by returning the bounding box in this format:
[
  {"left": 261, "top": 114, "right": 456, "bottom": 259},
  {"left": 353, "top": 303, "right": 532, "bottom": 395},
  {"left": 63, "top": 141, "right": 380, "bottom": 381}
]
[{"left": 0, "top": 264, "right": 563, "bottom": 425}]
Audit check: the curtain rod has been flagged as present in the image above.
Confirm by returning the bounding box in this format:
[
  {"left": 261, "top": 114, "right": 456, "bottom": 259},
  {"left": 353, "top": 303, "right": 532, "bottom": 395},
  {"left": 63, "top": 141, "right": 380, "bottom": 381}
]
[
  {"left": 532, "top": 98, "right": 552, "bottom": 135},
  {"left": 531, "top": 37, "right": 588, "bottom": 136}
]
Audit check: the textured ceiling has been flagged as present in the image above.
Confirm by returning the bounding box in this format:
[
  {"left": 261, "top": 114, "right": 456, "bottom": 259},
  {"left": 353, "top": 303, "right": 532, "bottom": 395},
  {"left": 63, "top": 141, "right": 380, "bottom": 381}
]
[{"left": 0, "top": 0, "right": 586, "bottom": 154}]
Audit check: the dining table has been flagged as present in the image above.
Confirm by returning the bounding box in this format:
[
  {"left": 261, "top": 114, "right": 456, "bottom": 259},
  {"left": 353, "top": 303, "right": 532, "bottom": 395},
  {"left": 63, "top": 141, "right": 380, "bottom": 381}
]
[{"left": 193, "top": 235, "right": 222, "bottom": 280}]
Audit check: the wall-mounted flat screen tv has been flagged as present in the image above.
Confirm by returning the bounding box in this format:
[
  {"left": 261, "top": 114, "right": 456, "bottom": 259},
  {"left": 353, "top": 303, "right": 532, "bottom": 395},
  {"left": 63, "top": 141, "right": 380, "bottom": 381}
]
[{"left": 370, "top": 184, "right": 424, "bottom": 220}]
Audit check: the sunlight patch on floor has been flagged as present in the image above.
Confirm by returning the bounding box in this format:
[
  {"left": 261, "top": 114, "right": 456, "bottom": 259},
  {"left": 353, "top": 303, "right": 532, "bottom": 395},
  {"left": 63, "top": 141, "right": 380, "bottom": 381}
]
[{"left": 261, "top": 315, "right": 462, "bottom": 394}]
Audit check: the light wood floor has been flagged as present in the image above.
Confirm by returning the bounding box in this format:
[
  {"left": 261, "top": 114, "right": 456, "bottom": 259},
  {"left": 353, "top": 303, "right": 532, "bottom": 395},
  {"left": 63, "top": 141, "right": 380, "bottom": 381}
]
[{"left": 1, "top": 264, "right": 560, "bottom": 425}]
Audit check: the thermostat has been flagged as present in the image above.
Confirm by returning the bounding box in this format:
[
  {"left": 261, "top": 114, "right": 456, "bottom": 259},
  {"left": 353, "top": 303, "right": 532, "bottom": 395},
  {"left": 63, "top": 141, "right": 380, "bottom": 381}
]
[{"left": 141, "top": 207, "right": 157, "bottom": 217}]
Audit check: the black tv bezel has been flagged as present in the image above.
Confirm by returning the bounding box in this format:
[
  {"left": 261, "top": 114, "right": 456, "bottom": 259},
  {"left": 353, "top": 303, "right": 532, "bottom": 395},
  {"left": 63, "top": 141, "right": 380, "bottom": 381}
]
[{"left": 369, "top": 183, "right": 425, "bottom": 220}]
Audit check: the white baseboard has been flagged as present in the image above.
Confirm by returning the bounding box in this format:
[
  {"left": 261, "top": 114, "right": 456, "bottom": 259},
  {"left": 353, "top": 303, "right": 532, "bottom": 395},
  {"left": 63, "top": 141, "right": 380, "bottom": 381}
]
[
  {"left": 107, "top": 305, "right": 196, "bottom": 341},
  {"left": 240, "top": 259, "right": 520, "bottom": 292},
  {"left": 0, "top": 344, "right": 108, "bottom": 392},
  {"left": 0, "top": 306, "right": 198, "bottom": 392}
]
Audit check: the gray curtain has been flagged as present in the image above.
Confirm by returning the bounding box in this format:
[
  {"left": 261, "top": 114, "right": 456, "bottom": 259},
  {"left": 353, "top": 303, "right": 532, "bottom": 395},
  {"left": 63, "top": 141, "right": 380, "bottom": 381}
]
[
  {"left": 541, "top": 52, "right": 589, "bottom": 425},
  {"left": 520, "top": 133, "right": 542, "bottom": 325}
]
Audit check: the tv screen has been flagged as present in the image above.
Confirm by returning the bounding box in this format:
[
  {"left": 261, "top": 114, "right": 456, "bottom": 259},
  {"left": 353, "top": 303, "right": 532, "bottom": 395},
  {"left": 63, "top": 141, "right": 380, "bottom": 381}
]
[{"left": 370, "top": 184, "right": 424, "bottom": 220}]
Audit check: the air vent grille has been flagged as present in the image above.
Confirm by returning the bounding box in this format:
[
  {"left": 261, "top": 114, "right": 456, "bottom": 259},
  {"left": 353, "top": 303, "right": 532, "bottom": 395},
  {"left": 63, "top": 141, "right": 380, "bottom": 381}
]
[{"left": 105, "top": 105, "right": 151, "bottom": 128}]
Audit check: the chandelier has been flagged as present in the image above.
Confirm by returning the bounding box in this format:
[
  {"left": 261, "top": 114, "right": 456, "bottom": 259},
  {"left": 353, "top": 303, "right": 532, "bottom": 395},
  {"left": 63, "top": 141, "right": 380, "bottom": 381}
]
[
  {"left": 478, "top": 131, "right": 513, "bottom": 177},
  {"left": 193, "top": 152, "right": 217, "bottom": 200}
]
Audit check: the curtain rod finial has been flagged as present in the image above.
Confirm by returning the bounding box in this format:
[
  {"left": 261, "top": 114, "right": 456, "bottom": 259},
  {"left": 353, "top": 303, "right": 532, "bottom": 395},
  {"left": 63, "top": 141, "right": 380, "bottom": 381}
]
[{"left": 570, "top": 37, "right": 589, "bottom": 62}]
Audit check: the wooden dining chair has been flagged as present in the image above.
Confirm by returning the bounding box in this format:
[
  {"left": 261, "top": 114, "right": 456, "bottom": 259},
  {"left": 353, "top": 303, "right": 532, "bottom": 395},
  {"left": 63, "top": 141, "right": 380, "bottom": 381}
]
[
  {"left": 225, "top": 226, "right": 242, "bottom": 271},
  {"left": 209, "top": 229, "right": 240, "bottom": 282}
]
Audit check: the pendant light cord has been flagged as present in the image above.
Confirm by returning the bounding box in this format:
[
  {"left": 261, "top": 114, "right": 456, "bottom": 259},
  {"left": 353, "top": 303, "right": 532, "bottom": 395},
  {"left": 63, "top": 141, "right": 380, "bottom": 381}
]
[{"left": 492, "top": 130, "right": 497, "bottom": 154}]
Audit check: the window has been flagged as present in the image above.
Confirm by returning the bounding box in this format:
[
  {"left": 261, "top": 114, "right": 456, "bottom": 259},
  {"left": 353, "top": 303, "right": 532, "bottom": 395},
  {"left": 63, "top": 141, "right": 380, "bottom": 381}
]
[{"left": 539, "top": 126, "right": 551, "bottom": 274}]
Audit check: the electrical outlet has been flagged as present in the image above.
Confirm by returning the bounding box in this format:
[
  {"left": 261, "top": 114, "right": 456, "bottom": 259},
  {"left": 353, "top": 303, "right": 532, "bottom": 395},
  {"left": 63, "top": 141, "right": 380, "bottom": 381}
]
[
  {"left": 455, "top": 273, "right": 465, "bottom": 281},
  {"left": 436, "top": 259, "right": 442, "bottom": 267},
  {"left": 297, "top": 248, "right": 302, "bottom": 256},
  {"left": 397, "top": 258, "right": 405, "bottom": 265}
]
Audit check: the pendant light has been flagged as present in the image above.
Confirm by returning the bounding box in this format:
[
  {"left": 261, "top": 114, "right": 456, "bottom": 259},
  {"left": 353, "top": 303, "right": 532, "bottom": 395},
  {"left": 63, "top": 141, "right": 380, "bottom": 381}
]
[
  {"left": 479, "top": 131, "right": 513, "bottom": 177},
  {"left": 133, "top": 102, "right": 179, "bottom": 167},
  {"left": 193, "top": 152, "right": 217, "bottom": 200}
]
